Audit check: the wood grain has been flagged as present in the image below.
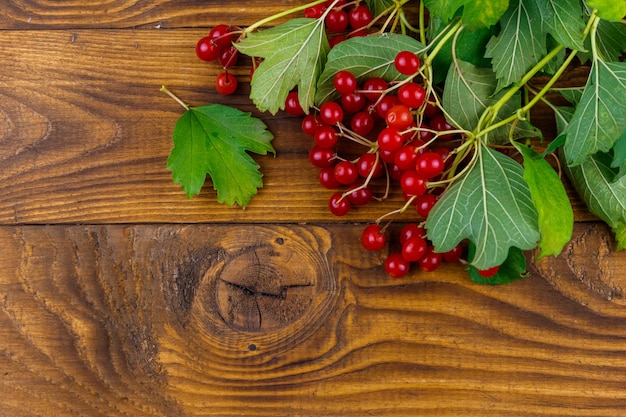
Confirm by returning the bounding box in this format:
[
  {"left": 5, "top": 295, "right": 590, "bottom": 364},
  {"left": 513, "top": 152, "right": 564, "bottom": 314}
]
[
  {"left": 2, "top": 2, "right": 625, "bottom": 416},
  {"left": 0, "top": 1, "right": 301, "bottom": 29},
  {"left": 2, "top": 223, "right": 626, "bottom": 416},
  {"left": 0, "top": 28, "right": 595, "bottom": 224}
]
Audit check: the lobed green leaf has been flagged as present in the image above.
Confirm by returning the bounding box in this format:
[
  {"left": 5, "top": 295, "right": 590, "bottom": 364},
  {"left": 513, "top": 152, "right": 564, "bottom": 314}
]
[
  {"left": 167, "top": 104, "right": 274, "bottom": 207},
  {"left": 315, "top": 34, "right": 426, "bottom": 105},
  {"left": 485, "top": 0, "right": 546, "bottom": 91},
  {"left": 235, "top": 18, "right": 329, "bottom": 115},
  {"left": 563, "top": 61, "right": 626, "bottom": 166},
  {"left": 425, "top": 144, "right": 540, "bottom": 270},
  {"left": 563, "top": 151, "right": 626, "bottom": 250}
]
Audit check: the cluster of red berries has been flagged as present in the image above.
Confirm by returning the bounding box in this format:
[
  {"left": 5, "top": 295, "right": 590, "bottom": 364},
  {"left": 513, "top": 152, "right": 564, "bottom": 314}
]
[
  {"left": 195, "top": 24, "right": 240, "bottom": 95},
  {"left": 195, "top": 0, "right": 375, "bottom": 96},
  {"left": 304, "top": 0, "right": 374, "bottom": 46},
  {"left": 300, "top": 49, "right": 476, "bottom": 278}
]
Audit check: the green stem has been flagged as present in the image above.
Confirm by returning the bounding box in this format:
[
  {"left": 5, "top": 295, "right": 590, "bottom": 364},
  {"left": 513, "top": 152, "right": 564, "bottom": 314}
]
[
  {"left": 474, "top": 10, "right": 599, "bottom": 142},
  {"left": 243, "top": 0, "right": 328, "bottom": 34},
  {"left": 418, "top": 1, "right": 426, "bottom": 44},
  {"left": 161, "top": 85, "right": 190, "bottom": 111},
  {"left": 423, "top": 19, "right": 463, "bottom": 67}
]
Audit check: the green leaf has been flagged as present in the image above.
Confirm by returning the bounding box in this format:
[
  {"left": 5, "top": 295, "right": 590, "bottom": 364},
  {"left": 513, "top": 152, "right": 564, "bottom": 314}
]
[
  {"left": 315, "top": 34, "right": 426, "bottom": 105},
  {"left": 563, "top": 151, "right": 626, "bottom": 250},
  {"left": 578, "top": 19, "right": 626, "bottom": 63},
  {"left": 425, "top": 144, "right": 540, "bottom": 270},
  {"left": 364, "top": 0, "right": 395, "bottom": 16},
  {"left": 611, "top": 130, "right": 626, "bottom": 177},
  {"left": 553, "top": 87, "right": 584, "bottom": 105},
  {"left": 563, "top": 61, "right": 626, "bottom": 166},
  {"left": 585, "top": 0, "right": 626, "bottom": 22},
  {"left": 430, "top": 19, "right": 497, "bottom": 84},
  {"left": 515, "top": 144, "right": 573, "bottom": 258},
  {"left": 424, "top": 0, "right": 510, "bottom": 29},
  {"left": 485, "top": 0, "right": 547, "bottom": 90},
  {"left": 541, "top": 35, "right": 567, "bottom": 76},
  {"left": 167, "top": 104, "right": 274, "bottom": 207},
  {"left": 533, "top": 0, "right": 586, "bottom": 51},
  {"left": 235, "top": 18, "right": 329, "bottom": 115},
  {"left": 442, "top": 60, "right": 541, "bottom": 144},
  {"left": 467, "top": 244, "right": 529, "bottom": 285}
]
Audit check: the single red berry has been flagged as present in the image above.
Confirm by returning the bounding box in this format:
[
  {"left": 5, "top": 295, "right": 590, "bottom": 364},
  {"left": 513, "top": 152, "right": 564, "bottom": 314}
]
[
  {"left": 284, "top": 91, "right": 305, "bottom": 115},
  {"left": 208, "top": 24, "right": 234, "bottom": 49},
  {"left": 402, "top": 236, "right": 428, "bottom": 262},
  {"left": 423, "top": 102, "right": 441, "bottom": 119},
  {"left": 377, "top": 127, "right": 404, "bottom": 152},
  {"left": 430, "top": 114, "right": 455, "bottom": 139},
  {"left": 348, "top": 4, "right": 373, "bottom": 29},
  {"left": 376, "top": 95, "right": 400, "bottom": 119},
  {"left": 348, "top": 184, "right": 373, "bottom": 206},
  {"left": 416, "top": 193, "right": 437, "bottom": 218},
  {"left": 319, "top": 167, "right": 341, "bottom": 189},
  {"left": 196, "top": 36, "right": 221, "bottom": 61},
  {"left": 319, "top": 101, "right": 344, "bottom": 125},
  {"left": 442, "top": 244, "right": 463, "bottom": 263},
  {"left": 304, "top": 4, "right": 326, "bottom": 18},
  {"left": 394, "top": 145, "right": 418, "bottom": 171},
  {"left": 361, "top": 224, "right": 387, "bottom": 251},
  {"left": 333, "top": 160, "right": 359, "bottom": 185},
  {"left": 400, "top": 170, "right": 427, "bottom": 196},
  {"left": 398, "top": 82, "right": 427, "bottom": 108},
  {"left": 314, "top": 125, "right": 338, "bottom": 148},
  {"left": 399, "top": 224, "right": 426, "bottom": 245},
  {"left": 334, "top": 70, "right": 358, "bottom": 95},
  {"left": 302, "top": 114, "right": 324, "bottom": 136},
  {"left": 308, "top": 146, "right": 335, "bottom": 168},
  {"left": 380, "top": 148, "right": 397, "bottom": 164},
  {"left": 362, "top": 77, "right": 388, "bottom": 101},
  {"left": 341, "top": 92, "right": 367, "bottom": 113},
  {"left": 418, "top": 247, "right": 442, "bottom": 272},
  {"left": 325, "top": 9, "right": 349, "bottom": 32},
  {"left": 477, "top": 265, "right": 500, "bottom": 278},
  {"left": 328, "top": 193, "right": 351, "bottom": 216},
  {"left": 218, "top": 45, "right": 239, "bottom": 68},
  {"left": 386, "top": 104, "right": 414, "bottom": 130},
  {"left": 357, "top": 153, "right": 384, "bottom": 179},
  {"left": 215, "top": 72, "right": 238, "bottom": 95},
  {"left": 350, "top": 111, "right": 375, "bottom": 136},
  {"left": 329, "top": 35, "right": 347, "bottom": 48},
  {"left": 385, "top": 253, "right": 410, "bottom": 278},
  {"left": 415, "top": 151, "right": 445, "bottom": 179},
  {"left": 394, "top": 50, "right": 421, "bottom": 75}
]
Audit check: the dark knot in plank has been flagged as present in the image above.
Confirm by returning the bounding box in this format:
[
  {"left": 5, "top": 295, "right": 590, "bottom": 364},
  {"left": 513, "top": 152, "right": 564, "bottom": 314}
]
[{"left": 215, "top": 239, "right": 319, "bottom": 332}]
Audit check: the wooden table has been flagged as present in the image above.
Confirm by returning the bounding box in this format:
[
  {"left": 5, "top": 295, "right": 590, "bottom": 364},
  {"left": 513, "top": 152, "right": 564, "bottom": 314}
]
[{"left": 1, "top": 2, "right": 625, "bottom": 416}]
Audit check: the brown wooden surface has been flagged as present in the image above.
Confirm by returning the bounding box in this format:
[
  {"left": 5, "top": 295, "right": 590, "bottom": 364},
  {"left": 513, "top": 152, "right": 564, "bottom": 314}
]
[{"left": 1, "top": 2, "right": 625, "bottom": 416}]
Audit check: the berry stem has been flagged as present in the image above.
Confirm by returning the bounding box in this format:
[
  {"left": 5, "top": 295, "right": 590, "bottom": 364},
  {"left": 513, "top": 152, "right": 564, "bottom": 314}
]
[
  {"left": 160, "top": 85, "right": 190, "bottom": 111},
  {"left": 242, "top": 0, "right": 328, "bottom": 35},
  {"left": 473, "top": 10, "right": 598, "bottom": 143}
]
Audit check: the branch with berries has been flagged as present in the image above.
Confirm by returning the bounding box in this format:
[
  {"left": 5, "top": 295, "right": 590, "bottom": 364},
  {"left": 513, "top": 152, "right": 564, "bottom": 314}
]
[{"left": 163, "top": 0, "right": 626, "bottom": 283}]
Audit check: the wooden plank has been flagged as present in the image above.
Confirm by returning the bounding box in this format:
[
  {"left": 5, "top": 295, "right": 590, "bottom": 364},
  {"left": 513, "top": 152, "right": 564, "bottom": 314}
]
[
  {"left": 0, "top": 0, "right": 297, "bottom": 29},
  {"left": 1, "top": 222, "right": 625, "bottom": 416},
  {"left": 0, "top": 29, "right": 595, "bottom": 224}
]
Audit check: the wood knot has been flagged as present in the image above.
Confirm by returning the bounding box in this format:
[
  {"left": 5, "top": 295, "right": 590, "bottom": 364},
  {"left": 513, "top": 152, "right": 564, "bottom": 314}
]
[{"left": 211, "top": 227, "right": 334, "bottom": 333}]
